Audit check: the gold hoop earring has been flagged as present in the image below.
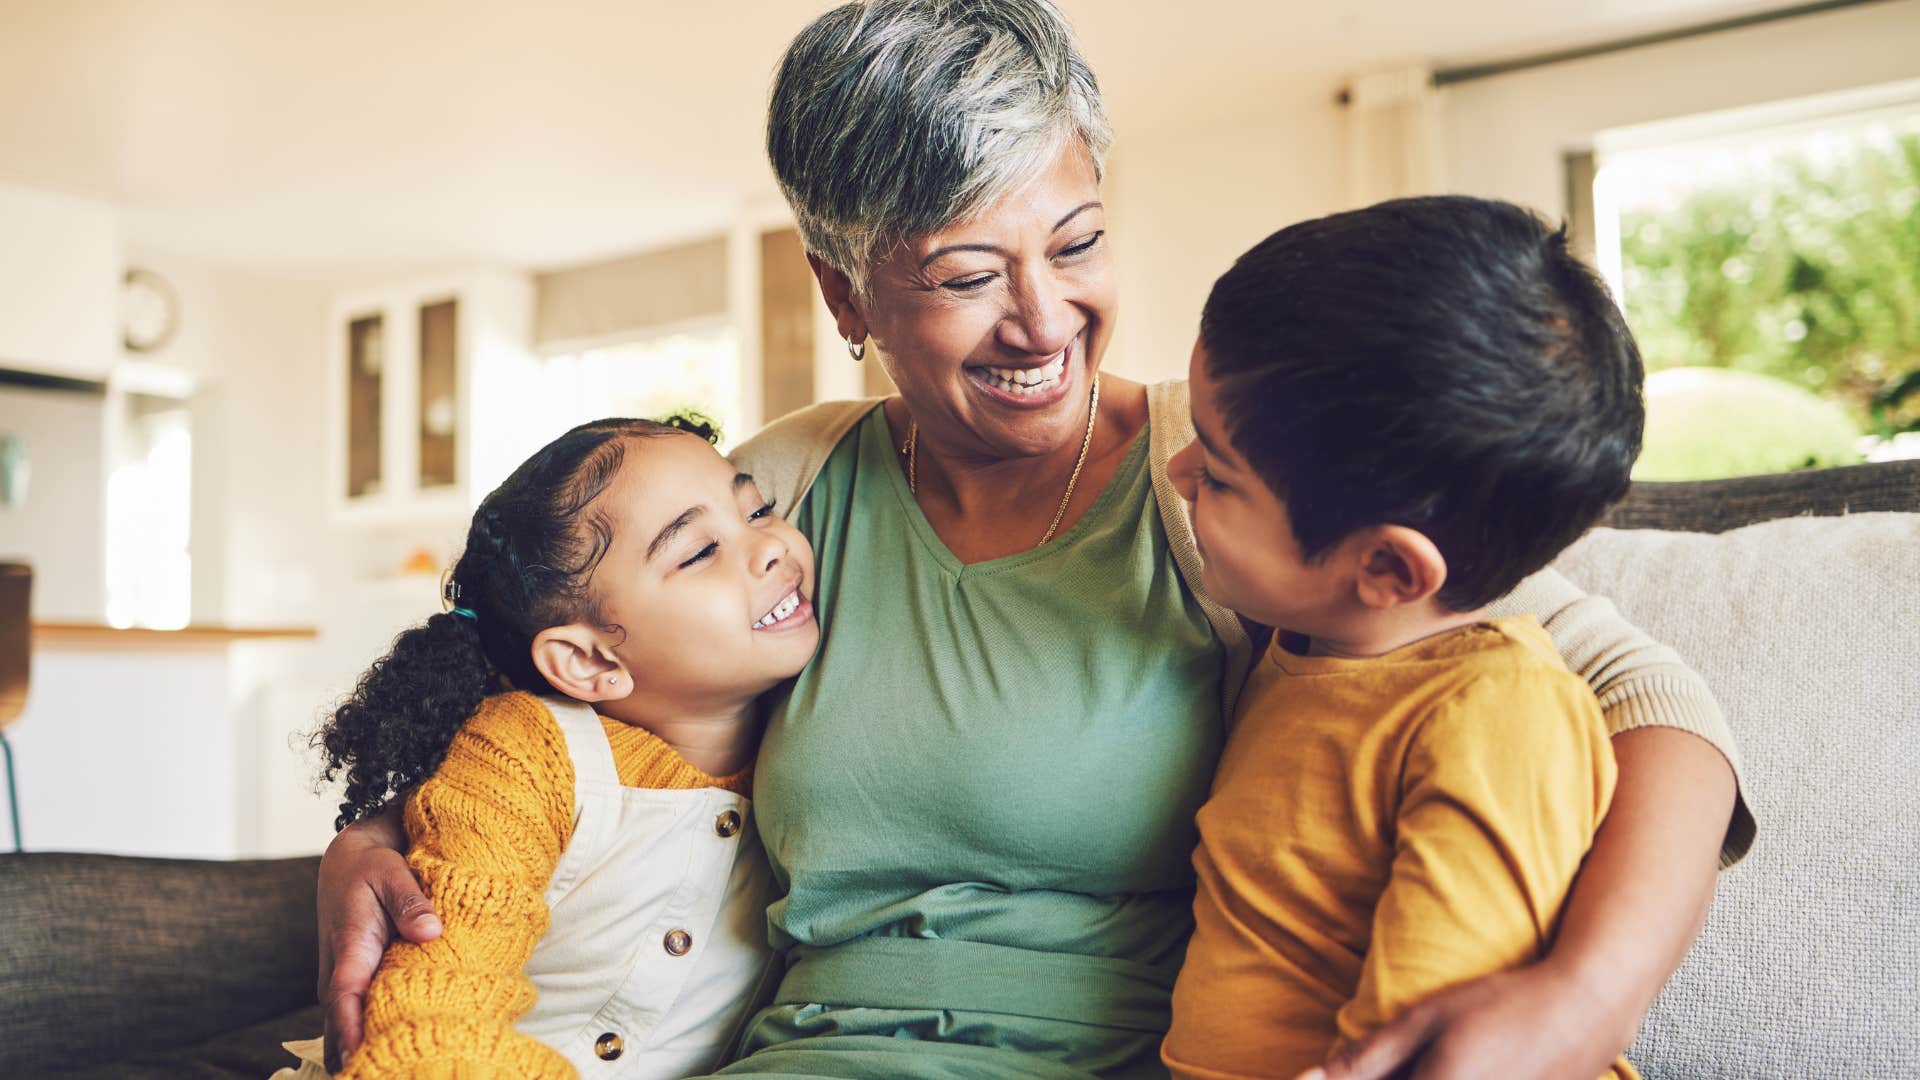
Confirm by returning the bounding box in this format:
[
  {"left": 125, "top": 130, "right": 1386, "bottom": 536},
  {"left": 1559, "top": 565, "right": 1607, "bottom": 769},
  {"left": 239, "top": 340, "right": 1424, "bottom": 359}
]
[{"left": 847, "top": 336, "right": 866, "bottom": 362}]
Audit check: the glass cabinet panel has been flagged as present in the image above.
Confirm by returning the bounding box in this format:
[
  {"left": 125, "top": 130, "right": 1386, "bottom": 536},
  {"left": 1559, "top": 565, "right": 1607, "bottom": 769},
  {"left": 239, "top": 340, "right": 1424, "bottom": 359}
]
[
  {"left": 418, "top": 298, "right": 458, "bottom": 490},
  {"left": 346, "top": 314, "right": 383, "bottom": 498}
]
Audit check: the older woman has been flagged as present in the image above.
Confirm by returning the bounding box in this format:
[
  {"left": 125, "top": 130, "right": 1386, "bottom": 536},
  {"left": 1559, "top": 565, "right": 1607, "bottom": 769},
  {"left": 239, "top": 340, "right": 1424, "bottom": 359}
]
[{"left": 318, "top": 2, "right": 1752, "bottom": 1077}]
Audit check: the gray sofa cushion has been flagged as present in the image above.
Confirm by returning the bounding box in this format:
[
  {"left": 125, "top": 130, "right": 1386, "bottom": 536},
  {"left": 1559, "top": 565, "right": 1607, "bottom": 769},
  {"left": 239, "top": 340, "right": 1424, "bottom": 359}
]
[
  {"left": 0, "top": 852, "right": 320, "bottom": 1076},
  {"left": 45, "top": 1004, "right": 324, "bottom": 1079},
  {"left": 1555, "top": 511, "right": 1920, "bottom": 1079}
]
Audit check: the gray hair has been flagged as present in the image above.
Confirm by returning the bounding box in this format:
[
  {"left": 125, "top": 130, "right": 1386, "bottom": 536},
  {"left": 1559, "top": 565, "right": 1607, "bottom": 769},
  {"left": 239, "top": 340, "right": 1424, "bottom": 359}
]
[{"left": 767, "top": 0, "right": 1112, "bottom": 294}]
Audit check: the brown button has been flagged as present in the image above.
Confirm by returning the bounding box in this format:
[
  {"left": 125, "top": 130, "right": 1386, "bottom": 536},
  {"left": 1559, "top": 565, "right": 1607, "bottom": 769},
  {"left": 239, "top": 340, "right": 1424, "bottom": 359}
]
[
  {"left": 715, "top": 809, "right": 742, "bottom": 838},
  {"left": 594, "top": 1032, "right": 624, "bottom": 1060},
  {"left": 664, "top": 928, "right": 693, "bottom": 956}
]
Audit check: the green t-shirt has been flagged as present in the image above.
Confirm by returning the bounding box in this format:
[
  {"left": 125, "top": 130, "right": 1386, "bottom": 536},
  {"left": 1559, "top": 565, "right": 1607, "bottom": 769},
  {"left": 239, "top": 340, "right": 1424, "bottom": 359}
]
[{"left": 735, "top": 407, "right": 1226, "bottom": 1077}]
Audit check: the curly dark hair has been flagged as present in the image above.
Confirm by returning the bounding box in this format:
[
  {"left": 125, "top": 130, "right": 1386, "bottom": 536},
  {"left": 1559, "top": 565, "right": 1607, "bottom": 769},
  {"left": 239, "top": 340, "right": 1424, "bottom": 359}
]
[{"left": 315, "top": 413, "right": 721, "bottom": 829}]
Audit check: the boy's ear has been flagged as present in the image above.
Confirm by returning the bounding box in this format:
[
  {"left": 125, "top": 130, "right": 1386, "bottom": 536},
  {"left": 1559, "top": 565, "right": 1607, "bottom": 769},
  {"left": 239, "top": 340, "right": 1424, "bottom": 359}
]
[
  {"left": 1350, "top": 525, "right": 1448, "bottom": 610},
  {"left": 807, "top": 254, "right": 869, "bottom": 345},
  {"left": 531, "top": 624, "right": 631, "bottom": 703}
]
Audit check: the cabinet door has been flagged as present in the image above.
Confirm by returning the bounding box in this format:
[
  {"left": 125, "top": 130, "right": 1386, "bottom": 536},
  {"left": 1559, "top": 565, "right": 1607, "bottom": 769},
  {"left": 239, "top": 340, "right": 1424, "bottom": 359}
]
[
  {"left": 332, "top": 272, "right": 532, "bottom": 523},
  {"left": 417, "top": 298, "right": 459, "bottom": 491},
  {"left": 346, "top": 313, "right": 384, "bottom": 499}
]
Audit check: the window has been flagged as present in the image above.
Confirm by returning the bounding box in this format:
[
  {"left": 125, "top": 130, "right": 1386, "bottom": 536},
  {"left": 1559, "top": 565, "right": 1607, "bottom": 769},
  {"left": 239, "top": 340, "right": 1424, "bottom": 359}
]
[
  {"left": 1590, "top": 86, "right": 1920, "bottom": 479},
  {"left": 542, "top": 324, "right": 745, "bottom": 451},
  {"left": 105, "top": 391, "right": 192, "bottom": 629}
]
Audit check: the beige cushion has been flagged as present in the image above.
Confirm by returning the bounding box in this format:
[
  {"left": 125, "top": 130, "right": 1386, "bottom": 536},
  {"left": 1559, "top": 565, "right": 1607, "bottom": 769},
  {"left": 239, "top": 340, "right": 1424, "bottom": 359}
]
[{"left": 1553, "top": 512, "right": 1920, "bottom": 1079}]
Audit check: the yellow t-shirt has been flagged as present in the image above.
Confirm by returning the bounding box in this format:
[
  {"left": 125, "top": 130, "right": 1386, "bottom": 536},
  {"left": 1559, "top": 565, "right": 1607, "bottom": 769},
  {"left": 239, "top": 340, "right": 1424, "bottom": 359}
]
[{"left": 1163, "top": 617, "right": 1636, "bottom": 1080}]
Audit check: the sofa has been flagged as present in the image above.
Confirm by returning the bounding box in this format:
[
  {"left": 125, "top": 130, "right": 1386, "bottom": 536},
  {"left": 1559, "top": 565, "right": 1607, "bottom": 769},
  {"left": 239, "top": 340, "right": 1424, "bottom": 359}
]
[{"left": 3, "top": 458, "right": 1916, "bottom": 1079}]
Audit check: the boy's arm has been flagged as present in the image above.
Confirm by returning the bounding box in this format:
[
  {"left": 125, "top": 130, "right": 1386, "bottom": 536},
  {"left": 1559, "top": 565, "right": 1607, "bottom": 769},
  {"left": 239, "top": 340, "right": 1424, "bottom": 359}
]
[
  {"left": 337, "top": 694, "right": 578, "bottom": 1080},
  {"left": 1333, "top": 675, "right": 1616, "bottom": 1056}
]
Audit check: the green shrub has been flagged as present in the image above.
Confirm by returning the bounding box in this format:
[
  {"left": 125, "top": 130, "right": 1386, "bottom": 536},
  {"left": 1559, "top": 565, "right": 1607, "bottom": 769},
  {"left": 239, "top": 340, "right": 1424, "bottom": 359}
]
[
  {"left": 1619, "top": 128, "right": 1920, "bottom": 434},
  {"left": 1637, "top": 367, "right": 1862, "bottom": 480}
]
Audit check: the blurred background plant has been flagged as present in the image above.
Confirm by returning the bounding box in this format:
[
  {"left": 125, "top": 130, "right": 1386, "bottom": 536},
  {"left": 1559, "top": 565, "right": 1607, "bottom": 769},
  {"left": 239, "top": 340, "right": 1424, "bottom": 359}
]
[{"left": 1612, "top": 120, "right": 1920, "bottom": 478}]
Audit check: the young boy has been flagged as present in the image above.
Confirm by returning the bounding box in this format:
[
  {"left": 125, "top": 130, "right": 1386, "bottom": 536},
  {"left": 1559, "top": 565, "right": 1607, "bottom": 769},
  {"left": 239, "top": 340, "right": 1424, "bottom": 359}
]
[{"left": 1161, "top": 196, "right": 1644, "bottom": 1080}]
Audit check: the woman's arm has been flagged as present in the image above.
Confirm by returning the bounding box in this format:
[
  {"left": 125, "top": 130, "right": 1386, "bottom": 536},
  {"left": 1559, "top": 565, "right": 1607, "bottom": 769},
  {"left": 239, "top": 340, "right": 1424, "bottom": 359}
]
[
  {"left": 1303, "top": 568, "right": 1748, "bottom": 1079},
  {"left": 1331, "top": 677, "right": 1619, "bottom": 1059},
  {"left": 1308, "top": 726, "right": 1731, "bottom": 1080},
  {"left": 1546, "top": 728, "right": 1730, "bottom": 1051},
  {"left": 317, "top": 804, "right": 440, "bottom": 1071},
  {"left": 1491, "top": 568, "right": 1752, "bottom": 862}
]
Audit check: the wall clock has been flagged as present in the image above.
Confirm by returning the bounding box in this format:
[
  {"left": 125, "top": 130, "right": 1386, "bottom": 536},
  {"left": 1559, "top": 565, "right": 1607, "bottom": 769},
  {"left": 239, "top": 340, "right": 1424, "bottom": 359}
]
[{"left": 122, "top": 267, "right": 180, "bottom": 353}]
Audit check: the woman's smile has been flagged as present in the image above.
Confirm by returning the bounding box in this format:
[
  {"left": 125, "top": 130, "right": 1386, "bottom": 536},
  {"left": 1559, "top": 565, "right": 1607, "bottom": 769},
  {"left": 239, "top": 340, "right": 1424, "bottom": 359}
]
[{"left": 964, "top": 335, "right": 1078, "bottom": 410}]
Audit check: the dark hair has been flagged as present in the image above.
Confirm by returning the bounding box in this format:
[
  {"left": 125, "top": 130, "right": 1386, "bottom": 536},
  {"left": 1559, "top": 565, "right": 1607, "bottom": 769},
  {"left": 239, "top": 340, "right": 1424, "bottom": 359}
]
[
  {"left": 315, "top": 413, "right": 720, "bottom": 828},
  {"left": 1200, "top": 196, "right": 1645, "bottom": 610}
]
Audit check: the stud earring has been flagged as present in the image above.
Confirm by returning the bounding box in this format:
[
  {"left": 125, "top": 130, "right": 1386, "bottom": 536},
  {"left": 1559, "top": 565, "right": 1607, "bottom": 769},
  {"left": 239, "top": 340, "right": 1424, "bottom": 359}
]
[
  {"left": 847, "top": 335, "right": 866, "bottom": 362},
  {"left": 606, "top": 674, "right": 619, "bottom": 686}
]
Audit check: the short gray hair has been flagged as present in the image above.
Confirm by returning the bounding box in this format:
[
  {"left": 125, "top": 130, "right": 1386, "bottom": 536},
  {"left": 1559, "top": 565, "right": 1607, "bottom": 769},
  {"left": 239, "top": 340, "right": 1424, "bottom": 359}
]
[{"left": 767, "top": 0, "right": 1112, "bottom": 294}]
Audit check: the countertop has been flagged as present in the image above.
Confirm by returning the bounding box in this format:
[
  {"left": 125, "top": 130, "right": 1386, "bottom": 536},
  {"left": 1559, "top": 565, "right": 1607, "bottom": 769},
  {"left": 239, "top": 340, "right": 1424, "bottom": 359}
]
[{"left": 31, "top": 622, "right": 319, "bottom": 649}]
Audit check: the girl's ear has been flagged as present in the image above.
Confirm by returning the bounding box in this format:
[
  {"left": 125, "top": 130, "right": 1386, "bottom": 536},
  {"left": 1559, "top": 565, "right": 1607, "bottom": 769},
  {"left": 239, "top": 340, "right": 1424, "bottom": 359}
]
[
  {"left": 1350, "top": 525, "right": 1448, "bottom": 610},
  {"left": 531, "top": 624, "right": 631, "bottom": 703},
  {"left": 807, "top": 254, "right": 869, "bottom": 344}
]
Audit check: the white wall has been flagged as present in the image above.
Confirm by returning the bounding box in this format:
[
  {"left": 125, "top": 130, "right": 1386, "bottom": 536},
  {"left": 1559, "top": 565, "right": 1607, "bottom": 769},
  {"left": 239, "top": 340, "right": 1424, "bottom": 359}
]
[
  {"left": 0, "top": 183, "right": 119, "bottom": 620},
  {"left": 106, "top": 254, "right": 474, "bottom": 855},
  {"left": 11, "top": 643, "right": 240, "bottom": 857},
  {"left": 1103, "top": 89, "right": 1349, "bottom": 384},
  {"left": 0, "top": 193, "right": 352, "bottom": 629},
  {"left": 1440, "top": 0, "right": 1920, "bottom": 218},
  {"left": 0, "top": 184, "right": 120, "bottom": 378},
  {"left": 124, "top": 258, "right": 351, "bottom": 626}
]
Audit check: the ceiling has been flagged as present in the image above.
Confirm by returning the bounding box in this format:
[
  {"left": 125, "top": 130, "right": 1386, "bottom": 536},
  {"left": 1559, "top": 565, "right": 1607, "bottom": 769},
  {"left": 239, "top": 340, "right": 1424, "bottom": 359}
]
[{"left": 0, "top": 0, "right": 1804, "bottom": 270}]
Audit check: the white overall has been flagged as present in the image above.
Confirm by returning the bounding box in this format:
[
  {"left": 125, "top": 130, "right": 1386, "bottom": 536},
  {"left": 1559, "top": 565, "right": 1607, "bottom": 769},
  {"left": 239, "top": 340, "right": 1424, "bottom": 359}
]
[
  {"left": 277, "top": 696, "right": 776, "bottom": 1079},
  {"left": 520, "top": 696, "right": 777, "bottom": 1077}
]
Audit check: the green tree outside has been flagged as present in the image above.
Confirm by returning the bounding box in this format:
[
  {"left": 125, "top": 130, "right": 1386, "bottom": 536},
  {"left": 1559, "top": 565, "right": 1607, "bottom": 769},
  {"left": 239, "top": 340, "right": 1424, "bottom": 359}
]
[{"left": 1617, "top": 127, "right": 1920, "bottom": 453}]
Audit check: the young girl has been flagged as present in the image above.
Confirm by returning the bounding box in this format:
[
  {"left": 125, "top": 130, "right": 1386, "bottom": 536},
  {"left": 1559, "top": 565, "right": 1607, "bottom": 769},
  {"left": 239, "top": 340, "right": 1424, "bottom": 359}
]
[{"left": 276, "top": 415, "right": 819, "bottom": 1079}]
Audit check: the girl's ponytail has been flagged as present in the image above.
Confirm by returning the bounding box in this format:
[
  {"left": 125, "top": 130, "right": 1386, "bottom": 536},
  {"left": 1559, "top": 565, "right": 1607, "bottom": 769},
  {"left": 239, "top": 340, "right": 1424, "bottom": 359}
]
[{"left": 317, "top": 610, "right": 494, "bottom": 829}]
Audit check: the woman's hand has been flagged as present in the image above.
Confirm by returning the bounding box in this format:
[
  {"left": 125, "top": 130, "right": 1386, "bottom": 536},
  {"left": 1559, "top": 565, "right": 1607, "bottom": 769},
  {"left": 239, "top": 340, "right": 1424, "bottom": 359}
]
[
  {"left": 1298, "top": 961, "right": 1628, "bottom": 1080},
  {"left": 316, "top": 804, "right": 441, "bottom": 1071}
]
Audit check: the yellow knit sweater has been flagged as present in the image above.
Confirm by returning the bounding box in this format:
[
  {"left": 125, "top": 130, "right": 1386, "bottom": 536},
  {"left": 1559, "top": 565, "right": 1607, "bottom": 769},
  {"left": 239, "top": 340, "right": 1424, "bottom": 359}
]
[{"left": 339, "top": 691, "right": 752, "bottom": 1080}]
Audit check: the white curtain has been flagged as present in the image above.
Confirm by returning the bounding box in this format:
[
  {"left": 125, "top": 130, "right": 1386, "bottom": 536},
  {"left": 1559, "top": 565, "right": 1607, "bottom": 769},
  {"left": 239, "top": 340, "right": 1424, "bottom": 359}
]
[{"left": 1344, "top": 65, "right": 1446, "bottom": 206}]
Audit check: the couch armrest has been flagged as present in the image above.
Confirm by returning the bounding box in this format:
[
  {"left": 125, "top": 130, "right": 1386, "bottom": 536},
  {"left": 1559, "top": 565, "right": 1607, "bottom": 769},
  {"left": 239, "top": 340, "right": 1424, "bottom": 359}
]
[{"left": 0, "top": 851, "right": 320, "bottom": 1075}]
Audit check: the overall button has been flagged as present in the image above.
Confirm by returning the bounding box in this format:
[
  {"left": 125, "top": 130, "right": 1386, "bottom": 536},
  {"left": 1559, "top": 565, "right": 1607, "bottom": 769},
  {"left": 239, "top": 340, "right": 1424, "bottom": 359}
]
[
  {"left": 594, "top": 1032, "right": 624, "bottom": 1060},
  {"left": 715, "top": 809, "right": 742, "bottom": 838},
  {"left": 664, "top": 928, "right": 693, "bottom": 956}
]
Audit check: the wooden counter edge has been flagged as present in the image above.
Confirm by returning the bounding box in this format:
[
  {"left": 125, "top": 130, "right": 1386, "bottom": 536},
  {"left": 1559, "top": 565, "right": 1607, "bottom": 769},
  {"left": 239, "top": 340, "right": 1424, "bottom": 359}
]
[{"left": 32, "top": 623, "right": 320, "bottom": 649}]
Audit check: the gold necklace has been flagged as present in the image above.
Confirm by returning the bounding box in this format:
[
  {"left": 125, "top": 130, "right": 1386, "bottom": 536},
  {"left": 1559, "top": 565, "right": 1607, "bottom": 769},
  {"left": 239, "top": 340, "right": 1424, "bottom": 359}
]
[{"left": 903, "top": 373, "right": 1101, "bottom": 546}]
